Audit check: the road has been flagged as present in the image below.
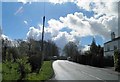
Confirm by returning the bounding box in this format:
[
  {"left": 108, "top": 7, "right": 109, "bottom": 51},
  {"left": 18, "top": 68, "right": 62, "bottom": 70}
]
[{"left": 52, "top": 60, "right": 120, "bottom": 81}]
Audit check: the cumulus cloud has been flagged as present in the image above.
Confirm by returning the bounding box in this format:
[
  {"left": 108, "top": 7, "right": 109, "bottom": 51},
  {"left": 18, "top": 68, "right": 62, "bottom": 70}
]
[
  {"left": 92, "top": 2, "right": 118, "bottom": 16},
  {"left": 59, "top": 12, "right": 92, "bottom": 37},
  {"left": 49, "top": 0, "right": 119, "bottom": 16},
  {"left": 48, "top": 19, "right": 64, "bottom": 31},
  {"left": 27, "top": 10, "right": 118, "bottom": 50},
  {"left": 82, "top": 45, "right": 90, "bottom": 52},
  {"left": 52, "top": 32, "right": 75, "bottom": 48},
  {"left": 27, "top": 26, "right": 78, "bottom": 49},
  {"left": 26, "top": 0, "right": 119, "bottom": 51},
  {"left": 48, "top": 11, "right": 118, "bottom": 40}
]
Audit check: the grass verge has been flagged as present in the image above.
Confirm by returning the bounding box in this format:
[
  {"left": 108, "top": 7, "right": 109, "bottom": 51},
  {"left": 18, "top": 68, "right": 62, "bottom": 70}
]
[
  {"left": 0, "top": 63, "right": 2, "bottom": 82},
  {"left": 25, "top": 61, "right": 54, "bottom": 80}
]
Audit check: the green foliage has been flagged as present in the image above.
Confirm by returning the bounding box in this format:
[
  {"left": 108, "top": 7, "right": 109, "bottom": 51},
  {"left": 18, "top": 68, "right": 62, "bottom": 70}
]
[
  {"left": 63, "top": 41, "right": 79, "bottom": 58},
  {"left": 103, "top": 56, "right": 114, "bottom": 67},
  {"left": 89, "top": 38, "right": 104, "bottom": 67},
  {"left": 74, "top": 38, "right": 104, "bottom": 67},
  {"left": 2, "top": 38, "right": 56, "bottom": 80},
  {"left": 25, "top": 61, "right": 53, "bottom": 80},
  {"left": 114, "top": 50, "right": 120, "bottom": 72},
  {"left": 2, "top": 61, "right": 21, "bottom": 80},
  {"left": 18, "top": 40, "right": 29, "bottom": 56},
  {"left": 16, "top": 56, "right": 31, "bottom": 74},
  {"left": 44, "top": 40, "right": 59, "bottom": 60},
  {"left": 2, "top": 56, "right": 32, "bottom": 80},
  {"left": 90, "top": 38, "right": 98, "bottom": 55},
  {"left": 6, "top": 47, "right": 19, "bottom": 61},
  {"left": 29, "top": 55, "right": 42, "bottom": 73}
]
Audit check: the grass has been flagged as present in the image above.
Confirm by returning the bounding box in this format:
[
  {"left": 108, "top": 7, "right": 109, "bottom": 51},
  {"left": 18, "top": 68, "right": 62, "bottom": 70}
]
[
  {"left": 25, "top": 61, "right": 54, "bottom": 80},
  {"left": 0, "top": 63, "right": 2, "bottom": 81},
  {"left": 0, "top": 63, "right": 2, "bottom": 73}
]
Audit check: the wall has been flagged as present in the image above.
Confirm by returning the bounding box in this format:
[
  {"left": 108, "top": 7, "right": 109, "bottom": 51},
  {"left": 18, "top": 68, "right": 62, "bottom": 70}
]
[{"left": 104, "top": 40, "right": 118, "bottom": 57}]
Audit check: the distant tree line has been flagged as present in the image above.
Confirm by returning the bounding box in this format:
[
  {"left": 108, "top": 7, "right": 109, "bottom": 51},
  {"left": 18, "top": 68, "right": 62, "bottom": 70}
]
[{"left": 63, "top": 38, "right": 115, "bottom": 68}]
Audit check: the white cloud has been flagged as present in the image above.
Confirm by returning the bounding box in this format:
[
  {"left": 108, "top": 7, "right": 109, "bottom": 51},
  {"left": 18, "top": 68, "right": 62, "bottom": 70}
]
[
  {"left": 1, "top": 34, "right": 9, "bottom": 40},
  {"left": 52, "top": 32, "right": 75, "bottom": 49},
  {"left": 59, "top": 12, "right": 92, "bottom": 37},
  {"left": 24, "top": 20, "right": 28, "bottom": 25},
  {"left": 27, "top": 27, "right": 41, "bottom": 40},
  {"left": 0, "top": 34, "right": 19, "bottom": 47},
  {"left": 26, "top": 9, "right": 118, "bottom": 49},
  {"left": 26, "top": 1, "right": 119, "bottom": 51},
  {"left": 48, "top": 19, "right": 64, "bottom": 31},
  {"left": 26, "top": 26, "right": 77, "bottom": 49},
  {"left": 92, "top": 2, "right": 118, "bottom": 16},
  {"left": 49, "top": 0, "right": 119, "bottom": 16},
  {"left": 18, "top": 0, "right": 28, "bottom": 4},
  {"left": 58, "top": 12, "right": 118, "bottom": 39},
  {"left": 48, "top": 0, "right": 74, "bottom": 4},
  {"left": 82, "top": 45, "right": 90, "bottom": 51}
]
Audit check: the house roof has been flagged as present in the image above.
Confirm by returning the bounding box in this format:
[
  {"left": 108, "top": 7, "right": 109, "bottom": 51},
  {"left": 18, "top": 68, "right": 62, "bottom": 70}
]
[{"left": 104, "top": 36, "right": 120, "bottom": 44}]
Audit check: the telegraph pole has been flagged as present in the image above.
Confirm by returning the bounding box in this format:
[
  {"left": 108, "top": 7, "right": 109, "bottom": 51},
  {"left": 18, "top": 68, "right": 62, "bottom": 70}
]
[
  {"left": 41, "top": 16, "right": 45, "bottom": 64},
  {"left": 41, "top": 0, "right": 46, "bottom": 67}
]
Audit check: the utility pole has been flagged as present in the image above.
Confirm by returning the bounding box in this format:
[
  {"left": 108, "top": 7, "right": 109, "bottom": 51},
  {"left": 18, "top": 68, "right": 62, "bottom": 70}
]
[{"left": 41, "top": 16, "right": 45, "bottom": 63}]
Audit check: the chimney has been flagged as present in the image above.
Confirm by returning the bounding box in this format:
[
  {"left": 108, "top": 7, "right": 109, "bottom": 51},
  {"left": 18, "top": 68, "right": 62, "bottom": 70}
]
[{"left": 111, "top": 32, "right": 115, "bottom": 40}]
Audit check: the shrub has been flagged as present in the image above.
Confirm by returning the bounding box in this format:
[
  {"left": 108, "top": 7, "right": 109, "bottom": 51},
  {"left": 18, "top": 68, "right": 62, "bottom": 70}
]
[
  {"left": 28, "top": 54, "right": 42, "bottom": 73},
  {"left": 16, "top": 56, "right": 31, "bottom": 79},
  {"left": 2, "top": 61, "right": 21, "bottom": 80},
  {"left": 2, "top": 56, "right": 32, "bottom": 80},
  {"left": 103, "top": 56, "right": 114, "bottom": 67},
  {"left": 114, "top": 50, "right": 120, "bottom": 72}
]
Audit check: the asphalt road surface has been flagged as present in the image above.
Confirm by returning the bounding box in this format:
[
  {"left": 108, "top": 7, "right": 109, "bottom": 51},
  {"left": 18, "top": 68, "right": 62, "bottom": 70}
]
[{"left": 52, "top": 60, "right": 120, "bottom": 81}]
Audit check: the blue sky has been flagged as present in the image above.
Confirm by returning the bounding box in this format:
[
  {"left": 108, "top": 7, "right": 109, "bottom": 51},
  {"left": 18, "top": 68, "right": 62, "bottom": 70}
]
[
  {"left": 2, "top": 2, "right": 85, "bottom": 39},
  {"left": 2, "top": 1, "right": 118, "bottom": 49}
]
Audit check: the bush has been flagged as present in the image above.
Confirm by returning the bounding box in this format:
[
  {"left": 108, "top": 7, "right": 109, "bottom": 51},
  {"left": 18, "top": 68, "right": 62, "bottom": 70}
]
[
  {"left": 25, "top": 61, "right": 53, "bottom": 80},
  {"left": 2, "top": 56, "right": 32, "bottom": 80},
  {"left": 16, "top": 56, "right": 31, "bottom": 79},
  {"left": 103, "top": 56, "right": 114, "bottom": 67},
  {"left": 114, "top": 50, "right": 120, "bottom": 72},
  {"left": 2, "top": 61, "right": 21, "bottom": 80},
  {"left": 28, "top": 54, "right": 42, "bottom": 73}
]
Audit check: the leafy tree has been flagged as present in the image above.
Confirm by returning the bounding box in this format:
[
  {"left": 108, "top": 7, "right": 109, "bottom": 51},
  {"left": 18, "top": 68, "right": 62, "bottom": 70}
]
[
  {"left": 18, "top": 40, "right": 29, "bottom": 56},
  {"left": 63, "top": 41, "right": 79, "bottom": 61},
  {"left": 84, "top": 51, "right": 92, "bottom": 65},
  {"left": 88, "top": 38, "right": 104, "bottom": 67},
  {"left": 6, "top": 47, "right": 19, "bottom": 61},
  {"left": 2, "top": 38, "right": 8, "bottom": 61},
  {"left": 28, "top": 54, "right": 42, "bottom": 73},
  {"left": 90, "top": 38, "right": 98, "bottom": 55},
  {"left": 44, "top": 40, "right": 59, "bottom": 60}
]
